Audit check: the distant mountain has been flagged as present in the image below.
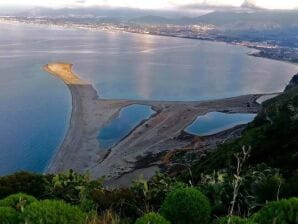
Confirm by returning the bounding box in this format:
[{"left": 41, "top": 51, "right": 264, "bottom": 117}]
[
  {"left": 13, "top": 7, "right": 146, "bottom": 19},
  {"left": 129, "top": 15, "right": 175, "bottom": 25},
  {"left": 196, "top": 10, "right": 298, "bottom": 28},
  {"left": 130, "top": 10, "right": 298, "bottom": 29},
  {"left": 195, "top": 10, "right": 298, "bottom": 47},
  {"left": 3, "top": 6, "right": 208, "bottom": 20}
]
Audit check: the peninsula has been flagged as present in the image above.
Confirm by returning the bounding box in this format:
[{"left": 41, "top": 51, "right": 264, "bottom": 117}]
[{"left": 45, "top": 63, "right": 263, "bottom": 186}]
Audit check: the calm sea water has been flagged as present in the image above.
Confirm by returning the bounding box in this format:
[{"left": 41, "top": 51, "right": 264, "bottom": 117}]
[
  {"left": 185, "top": 112, "right": 257, "bottom": 136},
  {"left": 98, "top": 104, "right": 155, "bottom": 149},
  {"left": 0, "top": 22, "right": 297, "bottom": 175}
]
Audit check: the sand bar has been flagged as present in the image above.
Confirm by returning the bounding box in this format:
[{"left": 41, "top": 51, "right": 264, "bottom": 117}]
[{"left": 45, "top": 62, "right": 262, "bottom": 186}]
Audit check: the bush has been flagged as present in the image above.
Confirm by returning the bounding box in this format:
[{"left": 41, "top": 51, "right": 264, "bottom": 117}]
[
  {"left": 197, "top": 164, "right": 285, "bottom": 216},
  {"left": 252, "top": 198, "right": 298, "bottom": 224},
  {"left": 160, "top": 187, "right": 211, "bottom": 224},
  {"left": 20, "top": 200, "right": 87, "bottom": 224},
  {"left": 48, "top": 170, "right": 103, "bottom": 205},
  {"left": 198, "top": 171, "right": 233, "bottom": 216},
  {"left": 131, "top": 173, "right": 186, "bottom": 214},
  {"left": 216, "top": 216, "right": 255, "bottom": 224},
  {"left": 91, "top": 188, "right": 137, "bottom": 217},
  {"left": 87, "top": 210, "right": 122, "bottom": 224},
  {"left": 0, "top": 172, "right": 48, "bottom": 199},
  {"left": 0, "top": 207, "right": 19, "bottom": 224},
  {"left": 135, "top": 213, "right": 170, "bottom": 224},
  {"left": 0, "top": 193, "right": 37, "bottom": 211}
]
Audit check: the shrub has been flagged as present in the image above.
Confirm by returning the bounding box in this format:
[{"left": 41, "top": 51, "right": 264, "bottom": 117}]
[
  {"left": 87, "top": 209, "right": 121, "bottom": 224},
  {"left": 20, "top": 200, "right": 87, "bottom": 224},
  {"left": 197, "top": 164, "right": 286, "bottom": 216},
  {"left": 198, "top": 171, "right": 233, "bottom": 216},
  {"left": 252, "top": 198, "right": 298, "bottom": 224},
  {"left": 47, "top": 170, "right": 103, "bottom": 205},
  {"left": 91, "top": 188, "right": 137, "bottom": 217},
  {"left": 0, "top": 172, "right": 48, "bottom": 199},
  {"left": 243, "top": 164, "right": 284, "bottom": 204},
  {"left": 0, "top": 193, "right": 37, "bottom": 211},
  {"left": 135, "top": 213, "right": 170, "bottom": 224},
  {"left": 131, "top": 173, "right": 186, "bottom": 213},
  {"left": 216, "top": 216, "right": 255, "bottom": 224},
  {"left": 282, "top": 172, "right": 298, "bottom": 198},
  {"left": 0, "top": 207, "right": 19, "bottom": 224},
  {"left": 160, "top": 187, "right": 211, "bottom": 224}
]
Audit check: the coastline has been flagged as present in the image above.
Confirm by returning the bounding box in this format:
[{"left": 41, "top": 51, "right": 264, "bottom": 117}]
[
  {"left": 44, "top": 64, "right": 92, "bottom": 172},
  {"left": 1, "top": 17, "right": 297, "bottom": 64},
  {"left": 44, "top": 62, "right": 262, "bottom": 186}
]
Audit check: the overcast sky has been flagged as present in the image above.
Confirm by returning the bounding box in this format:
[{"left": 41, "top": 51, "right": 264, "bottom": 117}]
[{"left": 0, "top": 0, "right": 297, "bottom": 10}]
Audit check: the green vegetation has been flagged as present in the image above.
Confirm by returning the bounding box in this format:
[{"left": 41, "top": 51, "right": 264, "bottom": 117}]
[
  {"left": 21, "top": 200, "right": 87, "bottom": 224},
  {"left": 0, "top": 172, "right": 296, "bottom": 224},
  {"left": 188, "top": 85, "right": 298, "bottom": 178},
  {"left": 252, "top": 198, "right": 298, "bottom": 224},
  {"left": 216, "top": 216, "right": 254, "bottom": 224},
  {"left": 0, "top": 207, "right": 19, "bottom": 224},
  {"left": 0, "top": 172, "right": 48, "bottom": 199},
  {"left": 0, "top": 76, "right": 297, "bottom": 223},
  {"left": 135, "top": 213, "right": 170, "bottom": 224},
  {"left": 0, "top": 193, "right": 37, "bottom": 212},
  {"left": 160, "top": 187, "right": 211, "bottom": 224}
]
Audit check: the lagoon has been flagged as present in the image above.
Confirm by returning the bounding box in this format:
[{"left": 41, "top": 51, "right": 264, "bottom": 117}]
[
  {"left": 98, "top": 104, "right": 155, "bottom": 149},
  {"left": 185, "top": 112, "right": 257, "bottom": 136}
]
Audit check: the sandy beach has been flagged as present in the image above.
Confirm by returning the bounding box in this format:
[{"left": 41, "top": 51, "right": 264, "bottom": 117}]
[{"left": 45, "top": 63, "right": 262, "bottom": 186}]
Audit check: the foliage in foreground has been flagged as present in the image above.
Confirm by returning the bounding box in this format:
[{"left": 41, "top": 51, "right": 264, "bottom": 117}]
[
  {"left": 21, "top": 200, "right": 87, "bottom": 224},
  {"left": 198, "top": 164, "right": 285, "bottom": 216},
  {"left": 0, "top": 207, "right": 19, "bottom": 224},
  {"left": 216, "top": 216, "right": 254, "bottom": 224},
  {"left": 252, "top": 198, "right": 298, "bottom": 224},
  {"left": 0, "top": 173, "right": 297, "bottom": 224},
  {"left": 160, "top": 187, "right": 211, "bottom": 224},
  {"left": 135, "top": 213, "right": 170, "bottom": 224},
  {"left": 0, "top": 172, "right": 48, "bottom": 199},
  {"left": 0, "top": 193, "right": 37, "bottom": 212}
]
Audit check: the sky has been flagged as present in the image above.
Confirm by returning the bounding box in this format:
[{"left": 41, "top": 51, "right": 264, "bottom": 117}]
[{"left": 0, "top": 0, "right": 297, "bottom": 10}]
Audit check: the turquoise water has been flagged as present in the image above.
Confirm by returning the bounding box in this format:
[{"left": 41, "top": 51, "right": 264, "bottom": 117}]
[
  {"left": 98, "top": 104, "right": 155, "bottom": 149},
  {"left": 0, "top": 23, "right": 297, "bottom": 175},
  {"left": 185, "top": 112, "right": 257, "bottom": 136}
]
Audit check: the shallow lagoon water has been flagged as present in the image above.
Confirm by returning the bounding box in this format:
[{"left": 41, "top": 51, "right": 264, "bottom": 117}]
[
  {"left": 98, "top": 104, "right": 155, "bottom": 149},
  {"left": 185, "top": 112, "right": 257, "bottom": 136},
  {"left": 0, "top": 22, "right": 297, "bottom": 174}
]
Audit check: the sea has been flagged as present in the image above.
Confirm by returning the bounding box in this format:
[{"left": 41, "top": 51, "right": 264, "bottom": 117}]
[{"left": 0, "top": 22, "right": 297, "bottom": 175}]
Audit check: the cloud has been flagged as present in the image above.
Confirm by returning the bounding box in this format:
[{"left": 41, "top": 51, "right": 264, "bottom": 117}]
[{"left": 0, "top": 0, "right": 297, "bottom": 10}]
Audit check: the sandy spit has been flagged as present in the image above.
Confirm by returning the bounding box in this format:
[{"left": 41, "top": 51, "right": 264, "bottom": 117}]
[{"left": 45, "top": 63, "right": 262, "bottom": 186}]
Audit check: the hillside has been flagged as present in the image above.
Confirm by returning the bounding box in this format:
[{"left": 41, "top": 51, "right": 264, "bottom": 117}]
[{"left": 188, "top": 74, "right": 298, "bottom": 180}]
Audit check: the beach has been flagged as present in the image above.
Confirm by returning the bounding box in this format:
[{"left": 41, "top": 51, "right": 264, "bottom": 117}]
[{"left": 45, "top": 63, "right": 262, "bottom": 186}]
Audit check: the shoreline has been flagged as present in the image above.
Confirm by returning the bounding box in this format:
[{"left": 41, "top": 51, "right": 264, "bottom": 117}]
[
  {"left": 44, "top": 64, "right": 91, "bottom": 172},
  {"left": 44, "top": 64, "right": 95, "bottom": 172},
  {"left": 1, "top": 18, "right": 297, "bottom": 64},
  {"left": 44, "top": 62, "right": 263, "bottom": 186}
]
